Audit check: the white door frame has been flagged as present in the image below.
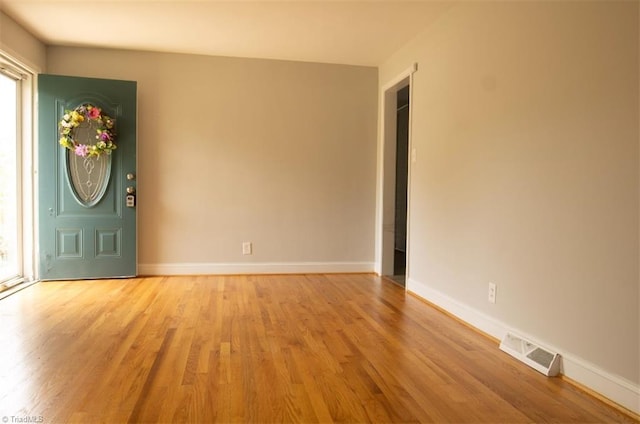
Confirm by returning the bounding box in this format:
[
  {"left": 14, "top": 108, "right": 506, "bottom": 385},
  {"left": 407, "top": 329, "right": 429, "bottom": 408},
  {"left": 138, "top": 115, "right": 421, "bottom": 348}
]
[
  {"left": 375, "top": 63, "right": 417, "bottom": 283},
  {"left": 0, "top": 51, "right": 36, "bottom": 286}
]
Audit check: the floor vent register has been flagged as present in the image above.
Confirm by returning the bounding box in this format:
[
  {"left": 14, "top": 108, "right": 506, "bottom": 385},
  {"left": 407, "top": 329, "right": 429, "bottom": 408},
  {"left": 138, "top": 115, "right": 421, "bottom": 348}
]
[{"left": 499, "top": 332, "right": 561, "bottom": 377}]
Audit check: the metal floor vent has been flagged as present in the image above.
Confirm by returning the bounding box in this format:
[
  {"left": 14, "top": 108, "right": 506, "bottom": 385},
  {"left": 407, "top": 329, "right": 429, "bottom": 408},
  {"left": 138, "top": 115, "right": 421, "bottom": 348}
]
[{"left": 499, "top": 332, "right": 561, "bottom": 376}]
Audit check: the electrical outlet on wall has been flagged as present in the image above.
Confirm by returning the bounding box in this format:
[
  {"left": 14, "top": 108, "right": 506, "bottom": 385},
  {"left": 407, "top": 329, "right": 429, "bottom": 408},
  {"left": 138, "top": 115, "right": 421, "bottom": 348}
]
[
  {"left": 242, "top": 242, "right": 252, "bottom": 255},
  {"left": 488, "top": 282, "right": 497, "bottom": 304}
]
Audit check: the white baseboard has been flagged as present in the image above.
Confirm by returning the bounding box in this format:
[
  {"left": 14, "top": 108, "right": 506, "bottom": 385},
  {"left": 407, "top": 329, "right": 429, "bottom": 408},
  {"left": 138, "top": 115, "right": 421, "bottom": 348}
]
[
  {"left": 138, "top": 261, "right": 375, "bottom": 276},
  {"left": 407, "top": 277, "right": 640, "bottom": 415}
]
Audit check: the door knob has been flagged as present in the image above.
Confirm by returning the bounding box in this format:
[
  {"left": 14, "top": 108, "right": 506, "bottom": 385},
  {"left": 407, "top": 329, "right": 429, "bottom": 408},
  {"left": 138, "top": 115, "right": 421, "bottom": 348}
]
[
  {"left": 126, "top": 186, "right": 136, "bottom": 194},
  {"left": 126, "top": 173, "right": 136, "bottom": 181}
]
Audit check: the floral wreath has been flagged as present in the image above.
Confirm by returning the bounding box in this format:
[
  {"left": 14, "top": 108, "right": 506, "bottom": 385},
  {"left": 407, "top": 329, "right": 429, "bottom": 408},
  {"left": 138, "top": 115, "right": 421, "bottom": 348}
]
[{"left": 59, "top": 103, "right": 116, "bottom": 157}]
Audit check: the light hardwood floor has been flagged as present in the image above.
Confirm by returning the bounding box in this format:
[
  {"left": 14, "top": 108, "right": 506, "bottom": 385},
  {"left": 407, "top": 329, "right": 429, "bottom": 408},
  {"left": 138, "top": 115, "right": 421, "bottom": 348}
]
[{"left": 0, "top": 274, "right": 636, "bottom": 423}]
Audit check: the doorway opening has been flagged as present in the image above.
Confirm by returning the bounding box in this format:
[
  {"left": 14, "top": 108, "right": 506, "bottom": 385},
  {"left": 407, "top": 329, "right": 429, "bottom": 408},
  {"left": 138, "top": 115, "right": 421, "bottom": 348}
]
[
  {"left": 0, "top": 51, "right": 34, "bottom": 298},
  {"left": 0, "top": 71, "right": 20, "bottom": 284},
  {"left": 379, "top": 67, "right": 414, "bottom": 288},
  {"left": 0, "top": 52, "right": 36, "bottom": 295},
  {"left": 392, "top": 86, "right": 409, "bottom": 283}
]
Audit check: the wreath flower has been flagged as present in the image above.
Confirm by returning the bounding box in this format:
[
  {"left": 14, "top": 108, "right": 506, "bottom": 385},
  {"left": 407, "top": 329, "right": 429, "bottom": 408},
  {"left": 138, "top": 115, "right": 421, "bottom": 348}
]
[{"left": 59, "top": 104, "right": 116, "bottom": 157}]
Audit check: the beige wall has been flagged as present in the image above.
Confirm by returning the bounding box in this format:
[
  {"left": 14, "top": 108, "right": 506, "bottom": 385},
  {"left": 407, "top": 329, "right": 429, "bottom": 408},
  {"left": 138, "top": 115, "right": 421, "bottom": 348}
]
[
  {"left": 47, "top": 47, "right": 378, "bottom": 270},
  {"left": 380, "top": 0, "right": 639, "bottom": 391},
  {"left": 0, "top": 10, "right": 45, "bottom": 71}
]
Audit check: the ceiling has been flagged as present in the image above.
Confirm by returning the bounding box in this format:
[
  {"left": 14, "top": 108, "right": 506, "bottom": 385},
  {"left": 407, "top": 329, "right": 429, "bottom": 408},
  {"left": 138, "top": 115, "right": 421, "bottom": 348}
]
[{"left": 1, "top": 0, "right": 454, "bottom": 67}]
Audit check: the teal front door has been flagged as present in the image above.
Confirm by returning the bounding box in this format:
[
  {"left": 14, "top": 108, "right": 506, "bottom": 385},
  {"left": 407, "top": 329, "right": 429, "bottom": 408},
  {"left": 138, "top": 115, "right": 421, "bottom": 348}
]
[{"left": 38, "top": 74, "right": 137, "bottom": 280}]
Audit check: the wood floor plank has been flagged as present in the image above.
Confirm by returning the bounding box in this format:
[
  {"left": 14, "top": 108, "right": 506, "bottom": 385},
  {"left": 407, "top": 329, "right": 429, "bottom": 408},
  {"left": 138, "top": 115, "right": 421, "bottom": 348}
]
[{"left": 0, "top": 274, "right": 636, "bottom": 423}]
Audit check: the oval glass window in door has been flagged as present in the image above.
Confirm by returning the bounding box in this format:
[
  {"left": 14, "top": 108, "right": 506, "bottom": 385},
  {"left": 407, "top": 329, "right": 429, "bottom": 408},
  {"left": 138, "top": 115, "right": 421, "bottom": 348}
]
[{"left": 66, "top": 116, "right": 112, "bottom": 207}]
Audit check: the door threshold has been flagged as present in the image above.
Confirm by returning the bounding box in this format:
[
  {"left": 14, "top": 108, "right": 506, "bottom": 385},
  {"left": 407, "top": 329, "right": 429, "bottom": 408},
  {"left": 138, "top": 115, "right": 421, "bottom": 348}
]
[
  {"left": 384, "top": 274, "right": 406, "bottom": 287},
  {"left": 0, "top": 279, "right": 39, "bottom": 300}
]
